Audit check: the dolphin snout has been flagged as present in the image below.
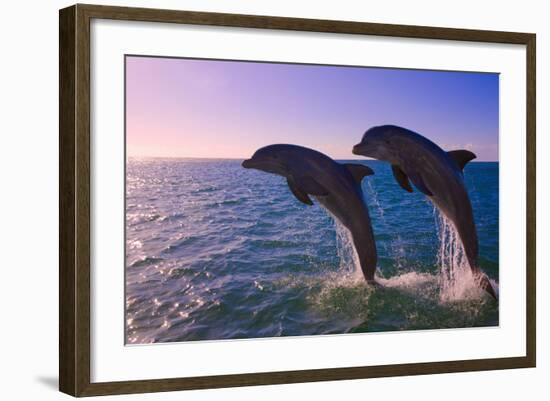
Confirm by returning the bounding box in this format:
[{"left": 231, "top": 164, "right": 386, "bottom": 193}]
[
  {"left": 241, "top": 158, "right": 254, "bottom": 168},
  {"left": 352, "top": 143, "right": 365, "bottom": 155}
]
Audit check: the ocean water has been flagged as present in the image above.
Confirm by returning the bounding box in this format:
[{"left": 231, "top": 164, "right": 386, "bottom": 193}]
[{"left": 126, "top": 159, "right": 499, "bottom": 344}]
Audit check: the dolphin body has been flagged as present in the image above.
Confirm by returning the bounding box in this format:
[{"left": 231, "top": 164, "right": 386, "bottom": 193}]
[
  {"left": 242, "top": 144, "right": 378, "bottom": 284},
  {"left": 352, "top": 125, "right": 497, "bottom": 300}
]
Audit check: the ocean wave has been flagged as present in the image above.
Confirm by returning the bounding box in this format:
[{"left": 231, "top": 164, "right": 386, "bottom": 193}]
[
  {"left": 126, "top": 159, "right": 499, "bottom": 343},
  {"left": 129, "top": 256, "right": 164, "bottom": 268}
]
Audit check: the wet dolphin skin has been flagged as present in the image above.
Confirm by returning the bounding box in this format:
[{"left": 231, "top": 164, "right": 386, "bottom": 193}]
[
  {"left": 353, "top": 125, "right": 497, "bottom": 300},
  {"left": 243, "top": 144, "right": 378, "bottom": 284}
]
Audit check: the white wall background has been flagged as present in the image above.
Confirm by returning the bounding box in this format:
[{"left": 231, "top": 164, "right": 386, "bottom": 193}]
[{"left": 0, "top": 1, "right": 546, "bottom": 400}]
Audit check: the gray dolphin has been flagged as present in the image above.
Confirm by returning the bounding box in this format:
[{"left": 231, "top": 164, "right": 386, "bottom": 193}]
[
  {"left": 242, "top": 144, "right": 378, "bottom": 284},
  {"left": 352, "top": 125, "right": 497, "bottom": 300}
]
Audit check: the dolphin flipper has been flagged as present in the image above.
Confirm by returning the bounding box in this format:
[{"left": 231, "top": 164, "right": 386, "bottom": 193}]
[
  {"left": 408, "top": 171, "right": 433, "bottom": 196},
  {"left": 343, "top": 163, "right": 374, "bottom": 183},
  {"left": 447, "top": 150, "right": 477, "bottom": 171},
  {"left": 287, "top": 177, "right": 314, "bottom": 205},
  {"left": 297, "top": 176, "right": 329, "bottom": 196},
  {"left": 391, "top": 165, "right": 413, "bottom": 193}
]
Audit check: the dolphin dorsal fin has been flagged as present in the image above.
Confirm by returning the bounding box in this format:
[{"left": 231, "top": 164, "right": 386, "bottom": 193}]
[
  {"left": 286, "top": 177, "right": 313, "bottom": 206},
  {"left": 344, "top": 163, "right": 374, "bottom": 184},
  {"left": 447, "top": 150, "right": 477, "bottom": 171},
  {"left": 391, "top": 165, "right": 413, "bottom": 193}
]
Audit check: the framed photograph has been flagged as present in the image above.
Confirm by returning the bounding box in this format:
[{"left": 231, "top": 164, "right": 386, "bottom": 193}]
[{"left": 59, "top": 4, "right": 536, "bottom": 397}]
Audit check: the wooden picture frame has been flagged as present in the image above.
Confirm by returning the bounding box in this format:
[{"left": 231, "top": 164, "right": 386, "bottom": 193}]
[{"left": 59, "top": 3, "right": 536, "bottom": 397}]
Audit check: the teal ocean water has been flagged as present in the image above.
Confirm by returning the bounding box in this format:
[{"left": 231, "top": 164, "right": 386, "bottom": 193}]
[{"left": 125, "top": 159, "right": 498, "bottom": 344}]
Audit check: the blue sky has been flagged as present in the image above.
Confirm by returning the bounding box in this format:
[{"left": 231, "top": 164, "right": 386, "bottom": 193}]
[{"left": 127, "top": 56, "right": 499, "bottom": 161}]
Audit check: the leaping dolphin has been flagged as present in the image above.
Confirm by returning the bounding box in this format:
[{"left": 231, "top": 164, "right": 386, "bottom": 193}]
[
  {"left": 352, "top": 125, "right": 497, "bottom": 300},
  {"left": 242, "top": 144, "right": 378, "bottom": 284}
]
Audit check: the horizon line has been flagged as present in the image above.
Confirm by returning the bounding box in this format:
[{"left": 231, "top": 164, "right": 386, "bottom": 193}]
[{"left": 127, "top": 155, "right": 499, "bottom": 162}]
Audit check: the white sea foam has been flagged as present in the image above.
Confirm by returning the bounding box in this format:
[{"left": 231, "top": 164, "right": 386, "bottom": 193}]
[
  {"left": 434, "top": 210, "right": 487, "bottom": 302},
  {"left": 327, "top": 201, "right": 492, "bottom": 303},
  {"left": 334, "top": 219, "right": 364, "bottom": 282},
  {"left": 378, "top": 271, "right": 435, "bottom": 289}
]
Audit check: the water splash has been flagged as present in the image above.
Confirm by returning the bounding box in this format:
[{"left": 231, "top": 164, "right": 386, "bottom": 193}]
[
  {"left": 379, "top": 271, "right": 436, "bottom": 292},
  {"left": 434, "top": 210, "right": 484, "bottom": 302},
  {"left": 333, "top": 219, "right": 364, "bottom": 281},
  {"left": 311, "top": 197, "right": 365, "bottom": 282},
  {"left": 321, "top": 192, "right": 486, "bottom": 303},
  {"left": 365, "top": 180, "right": 407, "bottom": 270},
  {"left": 364, "top": 180, "right": 385, "bottom": 220}
]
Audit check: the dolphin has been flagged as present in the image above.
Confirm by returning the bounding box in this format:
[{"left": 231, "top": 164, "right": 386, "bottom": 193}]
[
  {"left": 352, "top": 125, "right": 497, "bottom": 300},
  {"left": 242, "top": 144, "right": 378, "bottom": 284}
]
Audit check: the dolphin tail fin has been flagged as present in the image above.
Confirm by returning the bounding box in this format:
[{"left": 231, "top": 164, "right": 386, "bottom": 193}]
[
  {"left": 343, "top": 163, "right": 374, "bottom": 184},
  {"left": 475, "top": 271, "right": 498, "bottom": 300},
  {"left": 447, "top": 150, "right": 477, "bottom": 171}
]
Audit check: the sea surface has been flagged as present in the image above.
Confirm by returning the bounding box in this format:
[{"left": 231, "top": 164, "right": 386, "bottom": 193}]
[{"left": 126, "top": 158, "right": 499, "bottom": 344}]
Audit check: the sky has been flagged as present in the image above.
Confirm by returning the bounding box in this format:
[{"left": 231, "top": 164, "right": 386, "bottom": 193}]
[{"left": 126, "top": 56, "right": 499, "bottom": 161}]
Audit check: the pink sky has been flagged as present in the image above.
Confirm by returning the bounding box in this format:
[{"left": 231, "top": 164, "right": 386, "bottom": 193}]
[{"left": 126, "top": 56, "right": 499, "bottom": 161}]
